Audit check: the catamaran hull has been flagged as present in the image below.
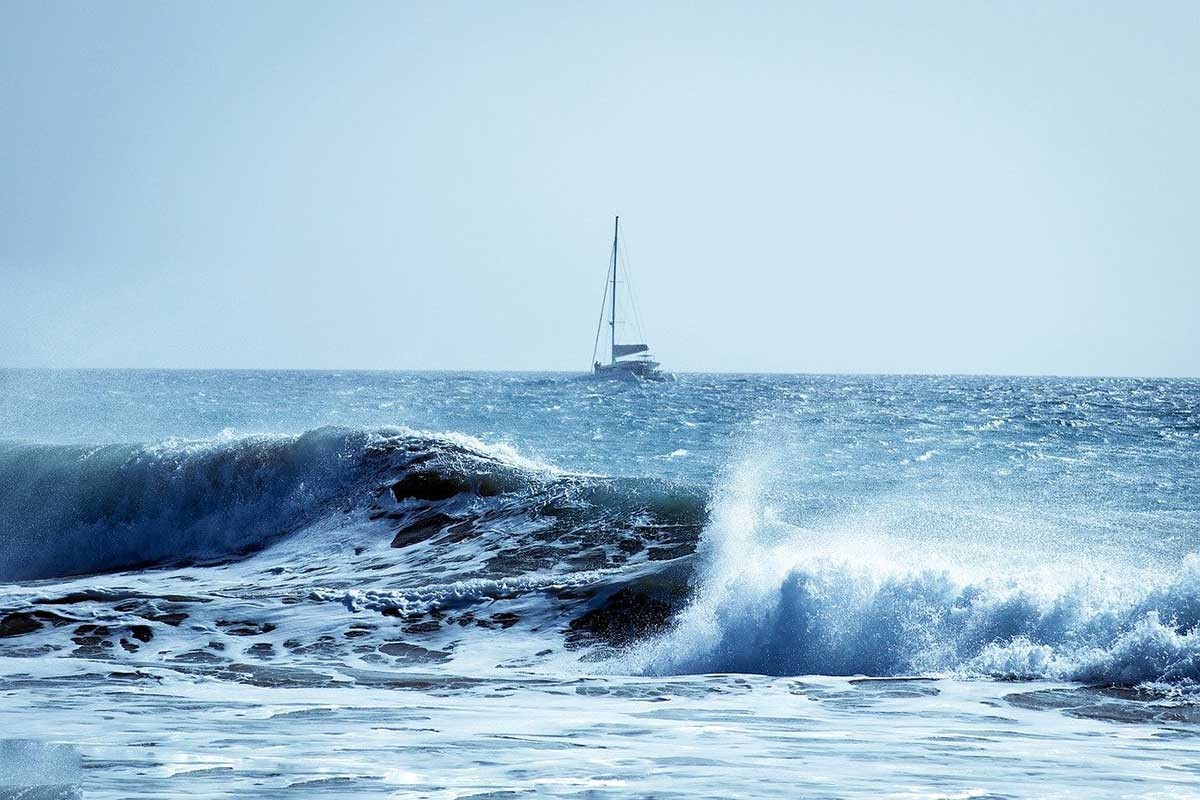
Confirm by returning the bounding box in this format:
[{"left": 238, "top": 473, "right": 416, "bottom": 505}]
[{"left": 592, "top": 361, "right": 670, "bottom": 381}]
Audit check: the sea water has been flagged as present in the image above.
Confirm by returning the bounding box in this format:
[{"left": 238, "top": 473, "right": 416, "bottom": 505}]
[{"left": 1, "top": 370, "right": 1198, "bottom": 798}]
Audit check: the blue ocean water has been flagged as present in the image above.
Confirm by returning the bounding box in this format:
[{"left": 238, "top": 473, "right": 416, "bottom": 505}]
[{"left": 1, "top": 370, "right": 1199, "bottom": 798}]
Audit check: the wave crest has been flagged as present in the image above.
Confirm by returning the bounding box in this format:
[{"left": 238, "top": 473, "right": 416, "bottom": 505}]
[
  {"left": 623, "top": 464, "right": 1200, "bottom": 688},
  {"left": 0, "top": 427, "right": 558, "bottom": 582}
]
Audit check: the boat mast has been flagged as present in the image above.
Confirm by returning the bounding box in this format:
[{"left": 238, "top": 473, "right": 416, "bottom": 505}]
[{"left": 610, "top": 215, "right": 619, "bottom": 365}]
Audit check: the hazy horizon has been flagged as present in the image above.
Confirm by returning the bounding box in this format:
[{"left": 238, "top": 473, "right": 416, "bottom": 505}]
[{"left": 3, "top": 2, "right": 1198, "bottom": 376}]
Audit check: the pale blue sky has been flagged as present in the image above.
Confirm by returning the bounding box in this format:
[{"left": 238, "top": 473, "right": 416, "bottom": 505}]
[{"left": 2, "top": 2, "right": 1197, "bottom": 375}]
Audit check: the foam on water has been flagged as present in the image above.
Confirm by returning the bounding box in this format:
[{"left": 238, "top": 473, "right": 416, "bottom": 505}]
[
  {"left": 625, "top": 460, "right": 1200, "bottom": 688},
  {"left": 2, "top": 371, "right": 1199, "bottom": 797}
]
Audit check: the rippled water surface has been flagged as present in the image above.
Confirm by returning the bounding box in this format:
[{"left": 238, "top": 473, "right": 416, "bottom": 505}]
[{"left": 1, "top": 370, "right": 1198, "bottom": 798}]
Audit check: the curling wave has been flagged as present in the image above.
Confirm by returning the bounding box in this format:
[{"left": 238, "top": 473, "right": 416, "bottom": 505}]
[
  {"left": 0, "top": 427, "right": 706, "bottom": 583},
  {"left": 0, "top": 428, "right": 366, "bottom": 581},
  {"left": 0, "top": 427, "right": 558, "bottom": 581}
]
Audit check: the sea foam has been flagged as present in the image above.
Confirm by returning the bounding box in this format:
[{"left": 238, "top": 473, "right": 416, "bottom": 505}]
[{"left": 625, "top": 462, "right": 1200, "bottom": 688}]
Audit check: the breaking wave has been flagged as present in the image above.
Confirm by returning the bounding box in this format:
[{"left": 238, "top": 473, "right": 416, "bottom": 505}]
[
  {"left": 4, "top": 425, "right": 1198, "bottom": 690},
  {"left": 0, "top": 426, "right": 705, "bottom": 584},
  {"left": 0, "top": 427, "right": 569, "bottom": 581},
  {"left": 624, "top": 463, "right": 1200, "bottom": 689}
]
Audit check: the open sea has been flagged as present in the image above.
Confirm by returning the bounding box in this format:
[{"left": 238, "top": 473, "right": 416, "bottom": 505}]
[{"left": 1, "top": 369, "right": 1199, "bottom": 799}]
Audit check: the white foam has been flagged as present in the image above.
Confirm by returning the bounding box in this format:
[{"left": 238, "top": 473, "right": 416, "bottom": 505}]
[{"left": 623, "top": 461, "right": 1200, "bottom": 688}]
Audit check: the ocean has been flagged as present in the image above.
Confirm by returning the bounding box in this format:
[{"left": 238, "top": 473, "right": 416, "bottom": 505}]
[{"left": 1, "top": 369, "right": 1198, "bottom": 798}]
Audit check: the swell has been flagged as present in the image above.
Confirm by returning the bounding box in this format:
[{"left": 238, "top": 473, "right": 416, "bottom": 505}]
[
  {"left": 0, "top": 428, "right": 372, "bottom": 581},
  {"left": 0, "top": 427, "right": 707, "bottom": 583}
]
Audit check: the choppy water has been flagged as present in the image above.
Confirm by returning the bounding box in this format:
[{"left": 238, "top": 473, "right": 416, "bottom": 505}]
[{"left": 1, "top": 370, "right": 1199, "bottom": 798}]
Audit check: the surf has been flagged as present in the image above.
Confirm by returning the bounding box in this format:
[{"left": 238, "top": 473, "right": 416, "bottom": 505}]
[
  {"left": 620, "top": 461, "right": 1200, "bottom": 689},
  {"left": 0, "top": 426, "right": 706, "bottom": 584},
  {"left": 3, "top": 417, "right": 1198, "bottom": 691}
]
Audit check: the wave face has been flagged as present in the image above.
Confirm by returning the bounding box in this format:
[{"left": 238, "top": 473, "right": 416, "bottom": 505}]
[
  {"left": 0, "top": 426, "right": 705, "bottom": 585},
  {"left": 624, "top": 465, "right": 1200, "bottom": 688},
  {"left": 0, "top": 427, "right": 564, "bottom": 581},
  {"left": 0, "top": 428, "right": 375, "bottom": 581}
]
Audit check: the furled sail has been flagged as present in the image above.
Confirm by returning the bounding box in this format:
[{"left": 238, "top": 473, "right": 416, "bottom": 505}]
[{"left": 613, "top": 343, "right": 650, "bottom": 358}]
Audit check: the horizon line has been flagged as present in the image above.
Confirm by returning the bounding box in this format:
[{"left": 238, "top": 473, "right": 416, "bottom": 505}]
[{"left": 1, "top": 366, "right": 1195, "bottom": 381}]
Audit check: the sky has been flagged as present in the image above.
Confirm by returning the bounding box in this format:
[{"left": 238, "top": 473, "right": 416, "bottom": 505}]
[{"left": 1, "top": 1, "right": 1197, "bottom": 375}]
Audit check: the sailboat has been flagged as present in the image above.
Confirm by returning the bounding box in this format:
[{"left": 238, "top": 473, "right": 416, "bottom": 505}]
[{"left": 590, "top": 216, "right": 668, "bottom": 381}]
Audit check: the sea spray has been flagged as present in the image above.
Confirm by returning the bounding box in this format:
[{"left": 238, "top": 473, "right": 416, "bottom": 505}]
[
  {"left": 624, "top": 460, "right": 1200, "bottom": 688},
  {"left": 3, "top": 371, "right": 1200, "bottom": 797}
]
